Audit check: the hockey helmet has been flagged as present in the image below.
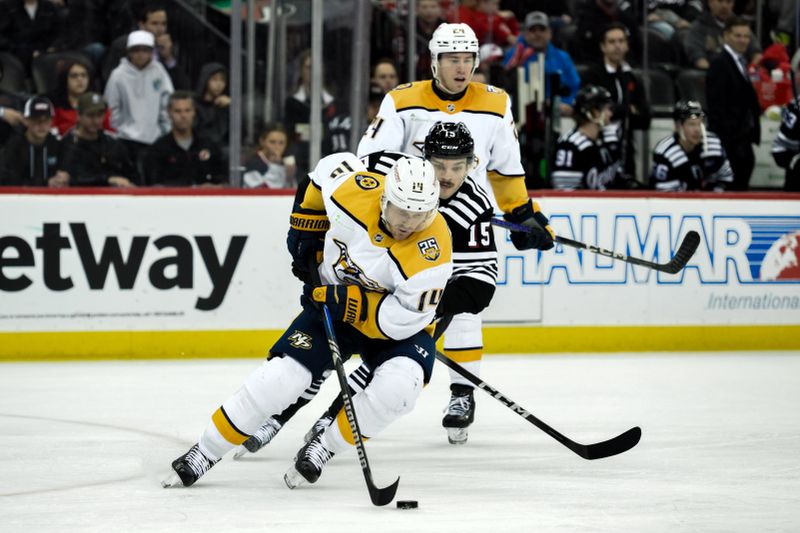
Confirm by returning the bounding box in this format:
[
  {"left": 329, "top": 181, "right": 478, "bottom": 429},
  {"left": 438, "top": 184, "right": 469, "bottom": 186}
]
[
  {"left": 574, "top": 85, "right": 613, "bottom": 123},
  {"left": 423, "top": 121, "right": 475, "bottom": 161},
  {"left": 381, "top": 157, "right": 439, "bottom": 237},
  {"left": 429, "top": 23, "right": 480, "bottom": 79},
  {"left": 673, "top": 100, "right": 705, "bottom": 123}
]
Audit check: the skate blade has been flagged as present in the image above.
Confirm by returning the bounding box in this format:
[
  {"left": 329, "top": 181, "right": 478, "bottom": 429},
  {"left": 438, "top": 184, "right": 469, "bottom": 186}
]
[
  {"left": 232, "top": 446, "right": 249, "bottom": 460},
  {"left": 161, "top": 471, "right": 183, "bottom": 488},
  {"left": 283, "top": 466, "right": 307, "bottom": 489},
  {"left": 446, "top": 427, "right": 468, "bottom": 445}
]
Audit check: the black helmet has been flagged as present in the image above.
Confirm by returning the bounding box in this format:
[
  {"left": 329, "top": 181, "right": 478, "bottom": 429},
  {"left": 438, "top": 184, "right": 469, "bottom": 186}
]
[
  {"left": 423, "top": 121, "right": 475, "bottom": 161},
  {"left": 673, "top": 100, "right": 705, "bottom": 122},
  {"left": 574, "top": 85, "right": 613, "bottom": 121}
]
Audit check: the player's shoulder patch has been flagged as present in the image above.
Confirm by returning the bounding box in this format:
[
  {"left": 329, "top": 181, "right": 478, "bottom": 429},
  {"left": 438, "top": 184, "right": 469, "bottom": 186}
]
[
  {"left": 387, "top": 214, "right": 452, "bottom": 279},
  {"left": 390, "top": 80, "right": 434, "bottom": 109},
  {"left": 466, "top": 82, "right": 508, "bottom": 116},
  {"left": 417, "top": 237, "right": 441, "bottom": 262},
  {"left": 354, "top": 172, "right": 380, "bottom": 190}
]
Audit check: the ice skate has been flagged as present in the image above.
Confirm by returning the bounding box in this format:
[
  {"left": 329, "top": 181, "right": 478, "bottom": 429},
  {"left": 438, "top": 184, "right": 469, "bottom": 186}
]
[
  {"left": 233, "top": 417, "right": 283, "bottom": 460},
  {"left": 442, "top": 384, "right": 475, "bottom": 445},
  {"left": 284, "top": 432, "right": 335, "bottom": 489},
  {"left": 161, "top": 443, "right": 218, "bottom": 488},
  {"left": 303, "top": 413, "right": 334, "bottom": 444}
]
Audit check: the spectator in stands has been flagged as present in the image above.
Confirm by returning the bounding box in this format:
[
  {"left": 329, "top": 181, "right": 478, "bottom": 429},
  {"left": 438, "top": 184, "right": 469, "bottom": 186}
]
[
  {"left": 503, "top": 11, "right": 580, "bottom": 113},
  {"left": 0, "top": 0, "right": 60, "bottom": 73},
  {"left": 471, "top": 0, "right": 520, "bottom": 48},
  {"left": 194, "top": 62, "right": 230, "bottom": 157},
  {"left": 371, "top": 58, "right": 399, "bottom": 93},
  {"left": 647, "top": 0, "right": 702, "bottom": 40},
  {"left": 0, "top": 96, "right": 69, "bottom": 187},
  {"left": 706, "top": 17, "right": 761, "bottom": 191},
  {"left": 683, "top": 0, "right": 761, "bottom": 70},
  {"left": 575, "top": 0, "right": 641, "bottom": 65},
  {"left": 650, "top": 100, "right": 733, "bottom": 191},
  {"left": 57, "top": 0, "right": 135, "bottom": 68},
  {"left": 61, "top": 92, "right": 138, "bottom": 187},
  {"left": 284, "top": 49, "right": 337, "bottom": 178},
  {"left": 104, "top": 30, "right": 174, "bottom": 176},
  {"left": 103, "top": 2, "right": 191, "bottom": 90},
  {"left": 581, "top": 22, "right": 651, "bottom": 180},
  {"left": 415, "top": 0, "right": 446, "bottom": 80},
  {"left": 771, "top": 91, "right": 800, "bottom": 191},
  {"left": 145, "top": 91, "right": 226, "bottom": 187},
  {"left": 243, "top": 123, "right": 296, "bottom": 189},
  {"left": 49, "top": 59, "right": 112, "bottom": 136}
]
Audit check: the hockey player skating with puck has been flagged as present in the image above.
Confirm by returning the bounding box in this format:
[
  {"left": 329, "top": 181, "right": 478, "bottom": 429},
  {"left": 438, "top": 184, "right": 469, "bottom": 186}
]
[
  {"left": 357, "top": 21, "right": 556, "bottom": 438},
  {"left": 236, "top": 121, "right": 516, "bottom": 453},
  {"left": 162, "top": 155, "right": 451, "bottom": 488},
  {"left": 551, "top": 85, "right": 626, "bottom": 190}
]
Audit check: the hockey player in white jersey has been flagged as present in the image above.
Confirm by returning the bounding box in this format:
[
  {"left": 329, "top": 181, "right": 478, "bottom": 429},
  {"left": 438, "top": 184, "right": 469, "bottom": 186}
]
[
  {"left": 650, "top": 100, "right": 733, "bottom": 191},
  {"left": 234, "top": 122, "right": 498, "bottom": 457},
  {"left": 162, "top": 154, "right": 452, "bottom": 489},
  {"left": 358, "top": 22, "right": 555, "bottom": 254}
]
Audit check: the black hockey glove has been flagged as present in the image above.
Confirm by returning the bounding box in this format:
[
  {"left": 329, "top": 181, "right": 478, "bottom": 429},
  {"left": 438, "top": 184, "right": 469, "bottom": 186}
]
[
  {"left": 287, "top": 208, "right": 329, "bottom": 284},
  {"left": 503, "top": 200, "right": 555, "bottom": 251},
  {"left": 303, "top": 284, "right": 368, "bottom": 325}
]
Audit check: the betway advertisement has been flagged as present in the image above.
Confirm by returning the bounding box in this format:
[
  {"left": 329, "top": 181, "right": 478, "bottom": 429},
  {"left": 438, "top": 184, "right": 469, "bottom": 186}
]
[{"left": 0, "top": 191, "right": 798, "bottom": 340}]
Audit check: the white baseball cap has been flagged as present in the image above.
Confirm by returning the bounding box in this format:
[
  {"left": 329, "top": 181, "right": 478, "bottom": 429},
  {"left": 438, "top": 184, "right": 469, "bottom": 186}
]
[{"left": 127, "top": 30, "right": 155, "bottom": 49}]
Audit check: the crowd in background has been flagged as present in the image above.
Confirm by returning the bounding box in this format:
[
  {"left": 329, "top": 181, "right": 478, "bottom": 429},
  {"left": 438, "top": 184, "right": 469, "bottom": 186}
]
[{"left": 0, "top": 0, "right": 798, "bottom": 191}]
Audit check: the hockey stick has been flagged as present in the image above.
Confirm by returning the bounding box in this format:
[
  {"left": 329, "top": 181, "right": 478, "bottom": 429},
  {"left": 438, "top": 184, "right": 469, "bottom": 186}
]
[
  {"left": 491, "top": 217, "right": 700, "bottom": 275},
  {"left": 310, "top": 264, "right": 399, "bottom": 506},
  {"left": 434, "top": 349, "right": 641, "bottom": 459}
]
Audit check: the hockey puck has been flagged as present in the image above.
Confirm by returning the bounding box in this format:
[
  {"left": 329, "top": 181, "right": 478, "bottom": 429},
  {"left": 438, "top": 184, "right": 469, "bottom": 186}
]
[{"left": 396, "top": 500, "right": 418, "bottom": 510}]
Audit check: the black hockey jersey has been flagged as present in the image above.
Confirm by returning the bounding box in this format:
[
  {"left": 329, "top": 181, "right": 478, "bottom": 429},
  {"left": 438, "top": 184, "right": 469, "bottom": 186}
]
[
  {"left": 358, "top": 150, "right": 498, "bottom": 316},
  {"left": 650, "top": 132, "right": 732, "bottom": 191},
  {"left": 551, "top": 126, "right": 621, "bottom": 190},
  {"left": 771, "top": 97, "right": 800, "bottom": 170}
]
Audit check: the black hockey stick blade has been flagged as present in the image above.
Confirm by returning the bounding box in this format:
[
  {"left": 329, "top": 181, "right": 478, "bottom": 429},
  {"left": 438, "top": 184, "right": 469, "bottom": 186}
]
[
  {"left": 491, "top": 217, "right": 700, "bottom": 275},
  {"left": 435, "top": 350, "right": 641, "bottom": 460},
  {"left": 366, "top": 472, "right": 400, "bottom": 506}
]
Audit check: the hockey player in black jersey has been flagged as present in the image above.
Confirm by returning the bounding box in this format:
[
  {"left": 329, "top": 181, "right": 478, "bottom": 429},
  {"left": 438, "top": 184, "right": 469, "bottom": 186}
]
[
  {"left": 551, "top": 85, "right": 625, "bottom": 190},
  {"left": 650, "top": 100, "right": 733, "bottom": 192},
  {"left": 771, "top": 96, "right": 800, "bottom": 192},
  {"left": 234, "top": 121, "right": 506, "bottom": 457}
]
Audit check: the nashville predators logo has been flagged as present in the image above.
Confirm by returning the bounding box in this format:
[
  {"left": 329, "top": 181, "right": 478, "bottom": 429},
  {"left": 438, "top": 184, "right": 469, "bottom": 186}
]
[
  {"left": 355, "top": 173, "right": 379, "bottom": 190},
  {"left": 288, "top": 330, "right": 312, "bottom": 350},
  {"left": 332, "top": 239, "right": 384, "bottom": 291},
  {"left": 417, "top": 237, "right": 441, "bottom": 262}
]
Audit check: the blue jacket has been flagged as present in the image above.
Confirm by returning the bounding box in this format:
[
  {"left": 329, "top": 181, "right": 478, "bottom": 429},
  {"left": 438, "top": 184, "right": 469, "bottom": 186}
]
[{"left": 503, "top": 39, "right": 580, "bottom": 105}]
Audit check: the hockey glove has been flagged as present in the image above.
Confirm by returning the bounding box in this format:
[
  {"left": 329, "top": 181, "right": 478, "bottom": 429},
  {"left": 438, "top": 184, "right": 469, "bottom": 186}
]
[
  {"left": 287, "top": 208, "right": 329, "bottom": 284},
  {"left": 503, "top": 200, "right": 555, "bottom": 251},
  {"left": 303, "top": 284, "right": 368, "bottom": 325}
]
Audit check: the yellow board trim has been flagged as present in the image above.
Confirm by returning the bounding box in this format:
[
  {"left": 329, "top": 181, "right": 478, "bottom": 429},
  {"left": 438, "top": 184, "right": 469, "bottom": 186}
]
[
  {"left": 211, "top": 407, "right": 249, "bottom": 445},
  {"left": 0, "top": 325, "right": 798, "bottom": 361}
]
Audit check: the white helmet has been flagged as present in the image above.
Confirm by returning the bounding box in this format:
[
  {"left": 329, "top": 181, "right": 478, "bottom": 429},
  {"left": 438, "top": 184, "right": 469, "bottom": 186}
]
[
  {"left": 429, "top": 23, "right": 480, "bottom": 80},
  {"left": 382, "top": 157, "right": 439, "bottom": 213}
]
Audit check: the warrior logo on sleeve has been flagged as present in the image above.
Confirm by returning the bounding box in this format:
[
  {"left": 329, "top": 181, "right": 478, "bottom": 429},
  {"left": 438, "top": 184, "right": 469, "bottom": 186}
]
[{"left": 332, "top": 239, "right": 384, "bottom": 290}]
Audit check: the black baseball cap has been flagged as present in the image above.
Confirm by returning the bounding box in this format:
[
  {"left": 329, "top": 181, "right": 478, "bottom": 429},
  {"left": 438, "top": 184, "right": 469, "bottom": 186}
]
[{"left": 23, "top": 96, "right": 55, "bottom": 119}]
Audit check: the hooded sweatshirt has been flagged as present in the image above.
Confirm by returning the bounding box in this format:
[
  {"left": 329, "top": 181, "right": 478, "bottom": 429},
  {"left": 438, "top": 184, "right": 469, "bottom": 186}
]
[
  {"left": 104, "top": 57, "right": 174, "bottom": 145},
  {"left": 194, "top": 62, "right": 229, "bottom": 147}
]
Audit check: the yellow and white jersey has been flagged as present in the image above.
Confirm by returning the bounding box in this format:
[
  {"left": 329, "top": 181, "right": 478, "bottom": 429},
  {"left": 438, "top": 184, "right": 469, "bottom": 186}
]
[
  {"left": 302, "top": 152, "right": 453, "bottom": 341},
  {"left": 357, "top": 80, "right": 528, "bottom": 214}
]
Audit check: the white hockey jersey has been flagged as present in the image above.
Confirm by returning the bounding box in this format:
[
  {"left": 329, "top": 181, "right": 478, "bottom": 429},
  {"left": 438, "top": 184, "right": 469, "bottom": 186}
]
[
  {"left": 357, "top": 80, "right": 527, "bottom": 214},
  {"left": 302, "top": 152, "right": 453, "bottom": 341}
]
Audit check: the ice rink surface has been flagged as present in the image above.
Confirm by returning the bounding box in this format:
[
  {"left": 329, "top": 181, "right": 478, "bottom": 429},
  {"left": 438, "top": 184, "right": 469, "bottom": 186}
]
[{"left": 2, "top": 351, "right": 799, "bottom": 532}]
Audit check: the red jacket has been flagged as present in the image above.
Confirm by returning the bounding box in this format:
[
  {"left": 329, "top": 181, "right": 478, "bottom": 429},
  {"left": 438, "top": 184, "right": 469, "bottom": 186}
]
[{"left": 53, "top": 106, "right": 113, "bottom": 136}]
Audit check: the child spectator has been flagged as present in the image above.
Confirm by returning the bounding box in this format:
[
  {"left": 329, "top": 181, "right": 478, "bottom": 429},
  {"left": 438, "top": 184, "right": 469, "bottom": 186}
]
[
  {"left": 194, "top": 62, "right": 230, "bottom": 155},
  {"left": 49, "top": 59, "right": 112, "bottom": 136},
  {"left": 243, "top": 123, "right": 296, "bottom": 189}
]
